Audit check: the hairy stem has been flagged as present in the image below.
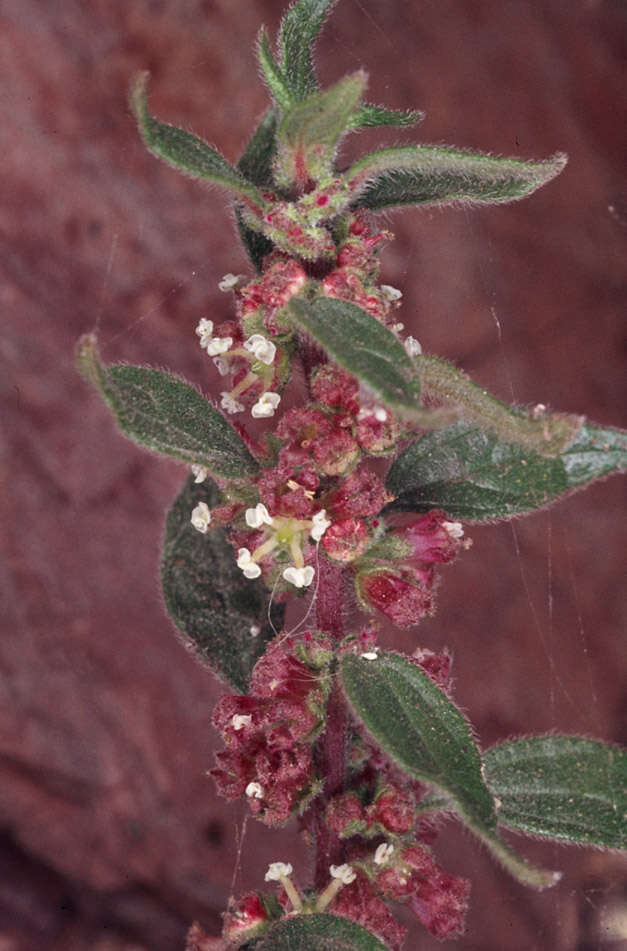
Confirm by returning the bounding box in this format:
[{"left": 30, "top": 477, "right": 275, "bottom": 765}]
[{"left": 311, "top": 559, "right": 347, "bottom": 890}]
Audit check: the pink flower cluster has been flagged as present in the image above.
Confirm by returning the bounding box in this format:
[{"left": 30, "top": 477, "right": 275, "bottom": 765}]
[{"left": 211, "top": 635, "right": 332, "bottom": 825}]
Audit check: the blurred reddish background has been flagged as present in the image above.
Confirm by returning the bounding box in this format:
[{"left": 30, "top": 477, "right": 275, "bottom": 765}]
[{"left": 1, "top": 0, "right": 625, "bottom": 948}]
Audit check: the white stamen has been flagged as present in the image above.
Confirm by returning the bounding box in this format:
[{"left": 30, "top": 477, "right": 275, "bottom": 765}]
[
  {"left": 191, "top": 464, "right": 208, "bottom": 484},
  {"left": 245, "top": 781, "right": 264, "bottom": 799},
  {"left": 251, "top": 391, "right": 281, "bottom": 418},
  {"left": 380, "top": 284, "right": 403, "bottom": 302},
  {"left": 190, "top": 502, "right": 211, "bottom": 533},
  {"left": 245, "top": 503, "right": 274, "bottom": 529},
  {"left": 330, "top": 864, "right": 356, "bottom": 885},
  {"left": 361, "top": 651, "right": 378, "bottom": 661},
  {"left": 218, "top": 273, "right": 240, "bottom": 292},
  {"left": 374, "top": 407, "right": 388, "bottom": 422},
  {"left": 283, "top": 565, "right": 315, "bottom": 588},
  {"left": 310, "top": 509, "right": 331, "bottom": 542},
  {"left": 232, "top": 714, "right": 252, "bottom": 731},
  {"left": 212, "top": 355, "right": 230, "bottom": 376},
  {"left": 404, "top": 336, "right": 422, "bottom": 357},
  {"left": 532, "top": 402, "right": 547, "bottom": 418},
  {"left": 249, "top": 624, "right": 261, "bottom": 637},
  {"left": 237, "top": 548, "right": 262, "bottom": 579},
  {"left": 244, "top": 334, "right": 277, "bottom": 366},
  {"left": 374, "top": 843, "right": 394, "bottom": 866},
  {"left": 443, "top": 520, "right": 464, "bottom": 539},
  {"left": 220, "top": 392, "right": 245, "bottom": 415},
  {"left": 265, "top": 862, "right": 293, "bottom": 882},
  {"left": 206, "top": 336, "right": 233, "bottom": 356},
  {"left": 195, "top": 318, "right": 214, "bottom": 348}
]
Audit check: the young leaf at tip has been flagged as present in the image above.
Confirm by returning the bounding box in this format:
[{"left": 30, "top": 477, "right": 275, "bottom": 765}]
[
  {"left": 130, "top": 71, "right": 267, "bottom": 212},
  {"left": 278, "top": 0, "right": 338, "bottom": 102},
  {"left": 347, "top": 145, "right": 568, "bottom": 211}
]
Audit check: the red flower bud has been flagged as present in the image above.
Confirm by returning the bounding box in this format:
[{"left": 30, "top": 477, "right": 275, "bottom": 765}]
[
  {"left": 223, "top": 891, "right": 270, "bottom": 944},
  {"left": 356, "top": 566, "right": 434, "bottom": 628},
  {"left": 322, "top": 518, "right": 370, "bottom": 563},
  {"left": 331, "top": 874, "right": 407, "bottom": 951},
  {"left": 326, "top": 468, "right": 392, "bottom": 519},
  {"left": 325, "top": 792, "right": 366, "bottom": 837},
  {"left": 395, "top": 511, "right": 463, "bottom": 564},
  {"left": 369, "top": 783, "right": 415, "bottom": 834}
]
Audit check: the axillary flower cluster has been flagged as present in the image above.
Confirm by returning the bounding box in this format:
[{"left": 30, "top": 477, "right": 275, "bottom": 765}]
[{"left": 188, "top": 215, "right": 458, "bottom": 611}]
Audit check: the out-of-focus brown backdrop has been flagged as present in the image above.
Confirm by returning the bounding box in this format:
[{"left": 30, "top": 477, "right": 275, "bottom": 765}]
[{"left": 1, "top": 1, "right": 625, "bottom": 948}]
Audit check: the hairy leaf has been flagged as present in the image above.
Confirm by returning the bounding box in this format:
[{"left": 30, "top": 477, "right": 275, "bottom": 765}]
[
  {"left": 340, "top": 651, "right": 559, "bottom": 888},
  {"left": 279, "top": 0, "right": 337, "bottom": 101},
  {"left": 162, "top": 477, "right": 283, "bottom": 692},
  {"left": 348, "top": 103, "right": 425, "bottom": 130},
  {"left": 288, "top": 297, "right": 421, "bottom": 414},
  {"left": 77, "top": 334, "right": 259, "bottom": 480},
  {"left": 257, "top": 29, "right": 293, "bottom": 111},
  {"left": 236, "top": 109, "right": 278, "bottom": 269},
  {"left": 484, "top": 736, "right": 627, "bottom": 849},
  {"left": 278, "top": 72, "right": 367, "bottom": 151},
  {"left": 254, "top": 913, "right": 387, "bottom": 950},
  {"left": 386, "top": 420, "right": 627, "bottom": 520},
  {"left": 347, "top": 145, "right": 567, "bottom": 211},
  {"left": 130, "top": 72, "right": 265, "bottom": 210}
]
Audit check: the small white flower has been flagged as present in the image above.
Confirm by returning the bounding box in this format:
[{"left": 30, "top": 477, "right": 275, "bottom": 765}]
[
  {"left": 245, "top": 503, "right": 274, "bottom": 529},
  {"left": 265, "top": 862, "right": 293, "bottom": 882},
  {"left": 249, "top": 624, "right": 261, "bottom": 637},
  {"left": 232, "top": 714, "right": 252, "bottom": 731},
  {"left": 310, "top": 509, "right": 331, "bottom": 542},
  {"left": 190, "top": 502, "right": 211, "bottom": 533},
  {"left": 380, "top": 284, "right": 403, "bottom": 302},
  {"left": 374, "top": 843, "right": 394, "bottom": 866},
  {"left": 220, "top": 392, "right": 244, "bottom": 415},
  {"left": 443, "top": 520, "right": 464, "bottom": 539},
  {"left": 245, "top": 781, "right": 264, "bottom": 799},
  {"left": 212, "top": 355, "right": 230, "bottom": 376},
  {"left": 361, "top": 651, "right": 378, "bottom": 661},
  {"left": 237, "top": 548, "right": 262, "bottom": 579},
  {"left": 330, "top": 864, "right": 356, "bottom": 885},
  {"left": 251, "top": 391, "right": 281, "bottom": 419},
  {"left": 244, "top": 334, "right": 277, "bottom": 366},
  {"left": 195, "top": 318, "right": 214, "bottom": 348},
  {"left": 404, "top": 335, "right": 422, "bottom": 357},
  {"left": 532, "top": 402, "right": 547, "bottom": 418},
  {"left": 283, "top": 565, "right": 315, "bottom": 588},
  {"left": 374, "top": 407, "right": 388, "bottom": 422},
  {"left": 206, "top": 336, "right": 233, "bottom": 356},
  {"left": 218, "top": 273, "right": 240, "bottom": 292},
  {"left": 191, "top": 464, "right": 208, "bottom": 484}
]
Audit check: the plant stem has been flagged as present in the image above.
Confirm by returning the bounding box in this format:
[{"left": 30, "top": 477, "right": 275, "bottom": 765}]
[{"left": 311, "top": 559, "right": 347, "bottom": 890}]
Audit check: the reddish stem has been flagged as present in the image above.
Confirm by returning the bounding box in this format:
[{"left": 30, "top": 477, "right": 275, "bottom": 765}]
[{"left": 310, "top": 559, "right": 348, "bottom": 889}]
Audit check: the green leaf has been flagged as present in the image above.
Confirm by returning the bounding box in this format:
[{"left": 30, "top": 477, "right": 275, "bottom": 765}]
[
  {"left": 341, "top": 651, "right": 497, "bottom": 828},
  {"left": 340, "top": 651, "right": 559, "bottom": 888},
  {"left": 279, "top": 0, "right": 337, "bottom": 101},
  {"left": 130, "top": 72, "right": 265, "bottom": 210},
  {"left": 162, "top": 476, "right": 283, "bottom": 692},
  {"left": 484, "top": 737, "right": 627, "bottom": 850},
  {"left": 278, "top": 72, "right": 367, "bottom": 152},
  {"left": 386, "top": 420, "right": 627, "bottom": 521},
  {"left": 347, "top": 103, "right": 425, "bottom": 131},
  {"left": 347, "top": 145, "right": 567, "bottom": 211},
  {"left": 236, "top": 109, "right": 278, "bottom": 269},
  {"left": 254, "top": 913, "right": 387, "bottom": 951},
  {"left": 76, "top": 334, "right": 259, "bottom": 481},
  {"left": 288, "top": 297, "right": 421, "bottom": 415},
  {"left": 257, "top": 29, "right": 293, "bottom": 112}
]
